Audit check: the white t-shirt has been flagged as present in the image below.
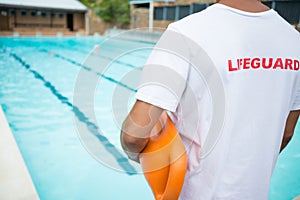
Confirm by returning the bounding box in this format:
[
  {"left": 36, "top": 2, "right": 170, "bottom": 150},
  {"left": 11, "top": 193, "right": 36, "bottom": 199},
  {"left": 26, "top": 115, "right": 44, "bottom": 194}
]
[{"left": 136, "top": 4, "right": 300, "bottom": 200}]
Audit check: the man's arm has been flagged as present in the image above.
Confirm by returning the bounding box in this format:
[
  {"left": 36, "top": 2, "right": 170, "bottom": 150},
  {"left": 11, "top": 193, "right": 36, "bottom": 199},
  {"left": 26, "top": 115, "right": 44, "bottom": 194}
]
[
  {"left": 280, "top": 110, "right": 300, "bottom": 153},
  {"left": 121, "top": 100, "right": 163, "bottom": 162}
]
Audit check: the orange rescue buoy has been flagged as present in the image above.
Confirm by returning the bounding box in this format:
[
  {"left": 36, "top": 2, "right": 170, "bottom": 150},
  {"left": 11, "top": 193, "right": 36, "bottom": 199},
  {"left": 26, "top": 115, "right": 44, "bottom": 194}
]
[{"left": 140, "top": 113, "right": 187, "bottom": 200}]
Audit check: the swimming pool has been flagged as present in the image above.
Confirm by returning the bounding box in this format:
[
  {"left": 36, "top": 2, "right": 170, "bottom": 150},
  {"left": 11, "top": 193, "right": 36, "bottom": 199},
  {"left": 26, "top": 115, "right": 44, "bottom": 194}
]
[{"left": 0, "top": 36, "right": 299, "bottom": 200}]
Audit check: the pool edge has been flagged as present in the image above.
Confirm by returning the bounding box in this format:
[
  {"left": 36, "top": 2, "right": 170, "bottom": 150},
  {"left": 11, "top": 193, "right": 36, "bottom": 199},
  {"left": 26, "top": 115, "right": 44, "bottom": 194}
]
[{"left": 0, "top": 106, "right": 40, "bottom": 200}]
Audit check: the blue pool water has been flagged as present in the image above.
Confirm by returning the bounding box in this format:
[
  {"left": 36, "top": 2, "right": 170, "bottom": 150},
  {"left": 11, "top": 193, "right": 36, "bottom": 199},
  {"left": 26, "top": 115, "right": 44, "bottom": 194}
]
[{"left": 0, "top": 37, "right": 299, "bottom": 200}]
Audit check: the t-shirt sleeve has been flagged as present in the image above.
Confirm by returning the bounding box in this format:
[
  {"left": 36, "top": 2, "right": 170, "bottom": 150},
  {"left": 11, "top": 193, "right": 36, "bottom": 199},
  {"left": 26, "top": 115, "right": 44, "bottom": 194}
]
[
  {"left": 291, "top": 75, "right": 300, "bottom": 111},
  {"left": 135, "top": 24, "right": 190, "bottom": 112}
]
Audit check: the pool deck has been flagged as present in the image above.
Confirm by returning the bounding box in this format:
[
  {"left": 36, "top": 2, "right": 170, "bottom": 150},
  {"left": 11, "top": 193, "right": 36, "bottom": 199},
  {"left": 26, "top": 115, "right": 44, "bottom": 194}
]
[{"left": 0, "top": 106, "right": 39, "bottom": 200}]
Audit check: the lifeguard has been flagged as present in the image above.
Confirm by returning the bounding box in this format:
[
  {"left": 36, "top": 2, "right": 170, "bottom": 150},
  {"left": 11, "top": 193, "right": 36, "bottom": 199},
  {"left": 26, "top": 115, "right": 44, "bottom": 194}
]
[{"left": 228, "top": 58, "right": 300, "bottom": 72}]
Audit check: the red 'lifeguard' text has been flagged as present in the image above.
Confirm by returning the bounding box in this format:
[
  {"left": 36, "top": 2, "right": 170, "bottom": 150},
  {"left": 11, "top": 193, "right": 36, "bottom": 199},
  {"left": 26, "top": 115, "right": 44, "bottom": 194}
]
[{"left": 228, "top": 58, "right": 299, "bottom": 72}]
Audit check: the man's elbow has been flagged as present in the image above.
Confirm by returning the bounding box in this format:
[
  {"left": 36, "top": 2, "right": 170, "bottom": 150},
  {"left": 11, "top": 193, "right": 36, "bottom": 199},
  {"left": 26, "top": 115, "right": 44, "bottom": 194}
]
[
  {"left": 121, "top": 132, "right": 139, "bottom": 150},
  {"left": 121, "top": 130, "right": 149, "bottom": 153}
]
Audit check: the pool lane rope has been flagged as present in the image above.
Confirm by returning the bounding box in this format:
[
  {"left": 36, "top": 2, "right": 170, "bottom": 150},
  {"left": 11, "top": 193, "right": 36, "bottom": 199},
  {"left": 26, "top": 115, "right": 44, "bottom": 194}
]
[
  {"left": 38, "top": 48, "right": 137, "bottom": 92},
  {"left": 14, "top": 39, "right": 142, "bottom": 70},
  {"left": 40, "top": 48, "right": 139, "bottom": 71},
  {"left": 5, "top": 48, "right": 137, "bottom": 175}
]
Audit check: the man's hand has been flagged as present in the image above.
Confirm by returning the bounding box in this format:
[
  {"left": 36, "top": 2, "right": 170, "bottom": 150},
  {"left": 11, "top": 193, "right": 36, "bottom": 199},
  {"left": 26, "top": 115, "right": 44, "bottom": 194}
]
[{"left": 121, "top": 100, "right": 163, "bottom": 162}]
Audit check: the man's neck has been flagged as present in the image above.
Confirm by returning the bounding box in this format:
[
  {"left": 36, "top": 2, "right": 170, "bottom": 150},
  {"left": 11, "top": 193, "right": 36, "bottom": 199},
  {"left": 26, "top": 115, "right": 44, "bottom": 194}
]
[{"left": 217, "top": 0, "right": 270, "bottom": 13}]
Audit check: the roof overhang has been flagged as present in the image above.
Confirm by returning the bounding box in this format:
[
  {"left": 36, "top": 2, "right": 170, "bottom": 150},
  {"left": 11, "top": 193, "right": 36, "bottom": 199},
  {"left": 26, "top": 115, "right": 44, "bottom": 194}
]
[
  {"left": 0, "top": 0, "right": 88, "bottom": 11},
  {"left": 129, "top": 0, "right": 175, "bottom": 4}
]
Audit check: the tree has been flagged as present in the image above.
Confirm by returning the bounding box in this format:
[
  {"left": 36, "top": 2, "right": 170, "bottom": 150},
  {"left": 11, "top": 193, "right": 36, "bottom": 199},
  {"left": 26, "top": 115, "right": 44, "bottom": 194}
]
[
  {"left": 97, "top": 0, "right": 130, "bottom": 26},
  {"left": 79, "top": 0, "right": 100, "bottom": 8}
]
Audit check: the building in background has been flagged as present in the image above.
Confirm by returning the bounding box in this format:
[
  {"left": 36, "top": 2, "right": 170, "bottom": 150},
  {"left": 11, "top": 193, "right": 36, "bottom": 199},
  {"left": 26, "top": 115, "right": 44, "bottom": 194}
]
[
  {"left": 130, "top": 0, "right": 300, "bottom": 29},
  {"left": 0, "top": 0, "right": 88, "bottom": 36}
]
